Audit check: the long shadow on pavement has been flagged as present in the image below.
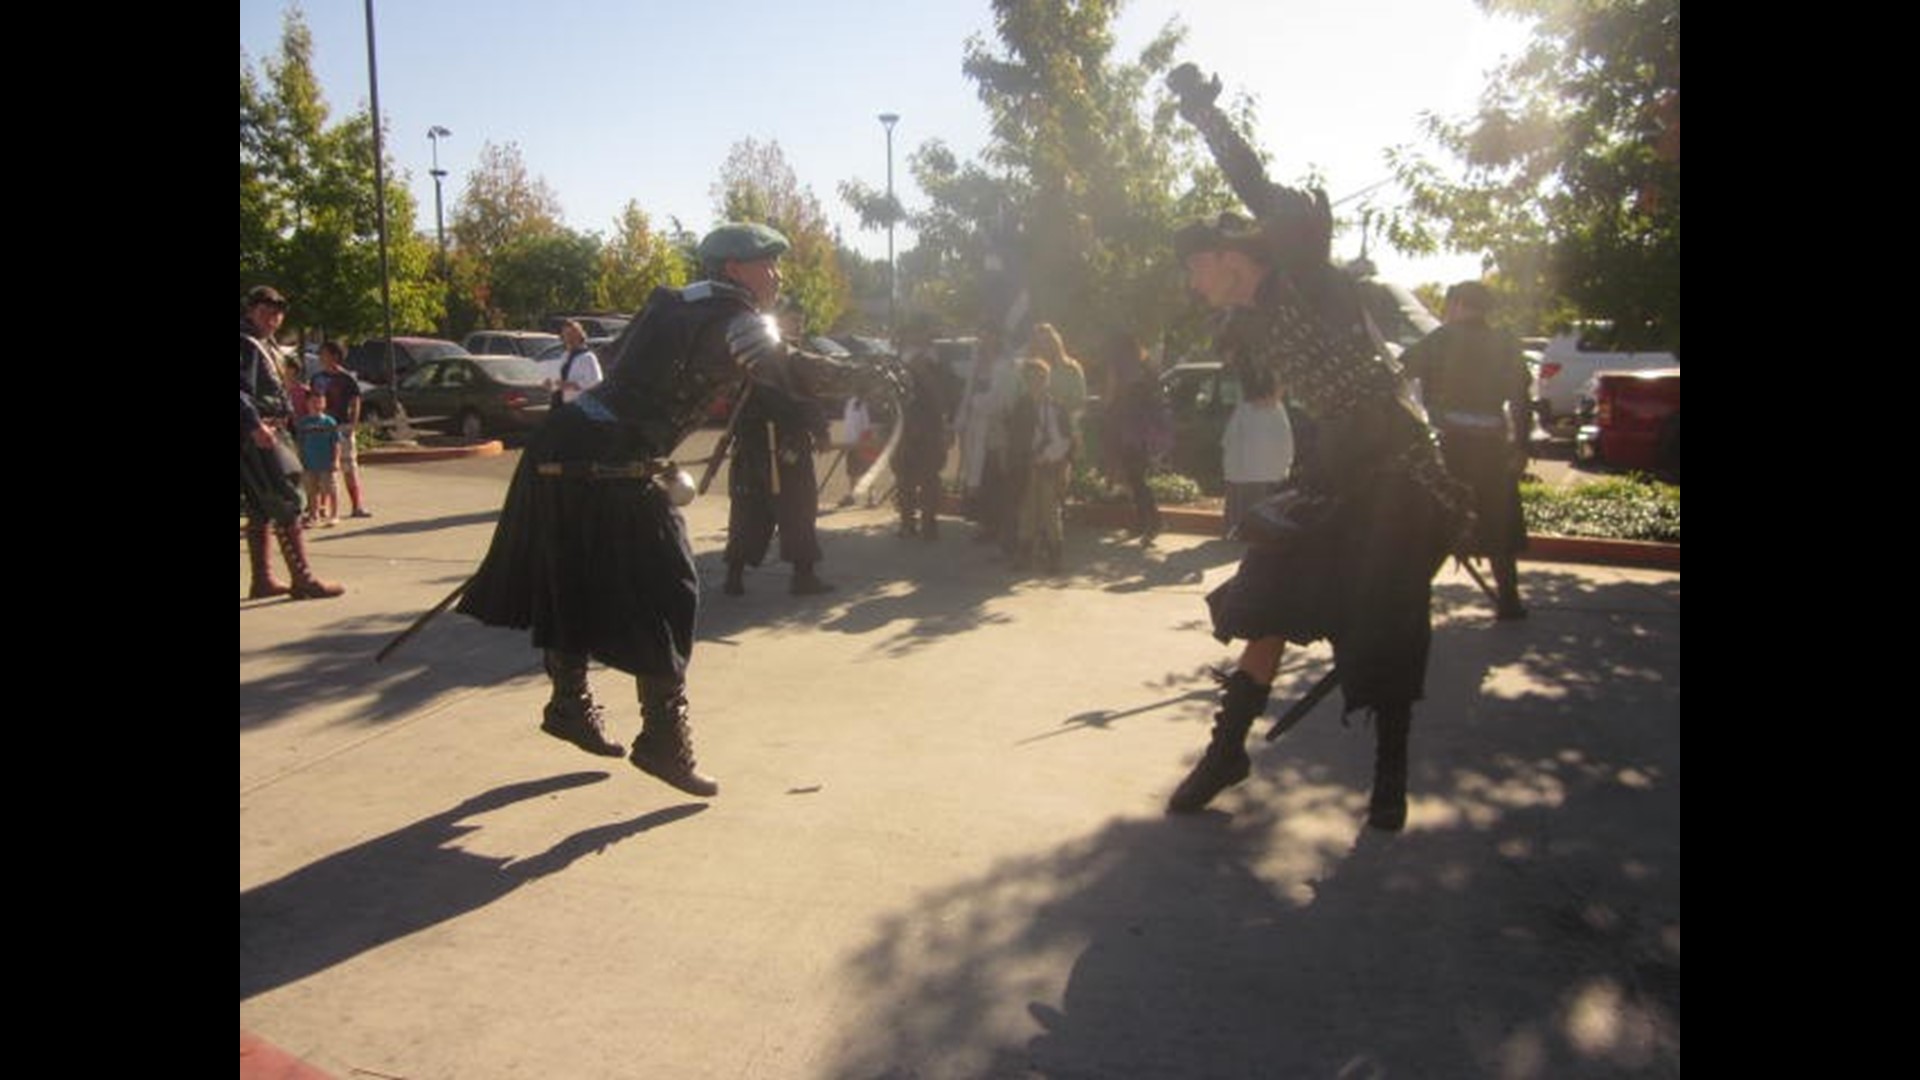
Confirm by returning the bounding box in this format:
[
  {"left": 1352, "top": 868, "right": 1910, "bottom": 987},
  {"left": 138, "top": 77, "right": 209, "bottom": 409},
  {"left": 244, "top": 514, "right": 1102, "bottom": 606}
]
[
  {"left": 240, "top": 771, "right": 706, "bottom": 1001},
  {"left": 824, "top": 569, "right": 1679, "bottom": 1079}
]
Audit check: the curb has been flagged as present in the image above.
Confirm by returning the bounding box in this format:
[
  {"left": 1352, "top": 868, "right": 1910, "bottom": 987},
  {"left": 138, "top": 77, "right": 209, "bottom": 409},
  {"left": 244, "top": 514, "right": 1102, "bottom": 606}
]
[
  {"left": 359, "top": 439, "right": 503, "bottom": 465},
  {"left": 240, "top": 1030, "right": 336, "bottom": 1080},
  {"left": 952, "top": 497, "right": 1679, "bottom": 571}
]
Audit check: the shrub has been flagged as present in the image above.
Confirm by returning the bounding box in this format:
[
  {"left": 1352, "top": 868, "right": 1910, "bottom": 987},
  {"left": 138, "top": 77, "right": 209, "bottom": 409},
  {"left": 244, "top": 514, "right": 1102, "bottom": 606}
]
[
  {"left": 1521, "top": 474, "right": 1679, "bottom": 543},
  {"left": 1146, "top": 470, "right": 1202, "bottom": 505}
]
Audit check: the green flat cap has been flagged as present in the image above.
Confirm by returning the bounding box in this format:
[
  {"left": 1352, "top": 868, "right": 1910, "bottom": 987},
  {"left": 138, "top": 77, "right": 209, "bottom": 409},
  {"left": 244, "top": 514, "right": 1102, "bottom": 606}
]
[{"left": 698, "top": 222, "right": 791, "bottom": 264}]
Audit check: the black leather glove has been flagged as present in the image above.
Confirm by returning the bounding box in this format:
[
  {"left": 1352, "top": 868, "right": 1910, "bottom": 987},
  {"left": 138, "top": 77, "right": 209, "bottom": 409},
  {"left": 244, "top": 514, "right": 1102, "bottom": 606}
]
[{"left": 1166, "top": 62, "right": 1222, "bottom": 120}]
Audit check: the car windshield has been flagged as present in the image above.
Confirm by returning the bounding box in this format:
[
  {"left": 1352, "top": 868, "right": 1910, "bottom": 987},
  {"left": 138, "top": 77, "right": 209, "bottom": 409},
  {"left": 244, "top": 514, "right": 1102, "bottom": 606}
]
[
  {"left": 414, "top": 341, "right": 471, "bottom": 361},
  {"left": 472, "top": 356, "right": 547, "bottom": 384}
]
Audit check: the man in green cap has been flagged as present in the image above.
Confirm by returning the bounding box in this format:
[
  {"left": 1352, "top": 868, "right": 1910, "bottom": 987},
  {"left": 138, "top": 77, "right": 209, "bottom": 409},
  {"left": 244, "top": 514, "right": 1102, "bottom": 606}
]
[{"left": 457, "top": 222, "right": 847, "bottom": 797}]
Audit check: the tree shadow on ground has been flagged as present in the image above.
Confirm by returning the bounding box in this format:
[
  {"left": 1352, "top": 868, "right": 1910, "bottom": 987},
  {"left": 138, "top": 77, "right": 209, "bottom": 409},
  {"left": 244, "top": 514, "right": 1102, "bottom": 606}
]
[
  {"left": 687, "top": 519, "right": 1216, "bottom": 660},
  {"left": 239, "top": 771, "right": 705, "bottom": 1001},
  {"left": 240, "top": 566, "right": 543, "bottom": 733},
  {"left": 826, "top": 569, "right": 1678, "bottom": 1079}
]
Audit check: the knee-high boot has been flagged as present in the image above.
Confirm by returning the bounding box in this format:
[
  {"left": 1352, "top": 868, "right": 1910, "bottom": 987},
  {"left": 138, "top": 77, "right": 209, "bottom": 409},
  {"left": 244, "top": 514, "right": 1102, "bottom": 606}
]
[
  {"left": 1491, "top": 553, "right": 1527, "bottom": 620},
  {"left": 630, "top": 676, "right": 719, "bottom": 797},
  {"left": 272, "top": 520, "right": 344, "bottom": 600},
  {"left": 247, "top": 521, "right": 290, "bottom": 598},
  {"left": 1167, "top": 670, "right": 1270, "bottom": 814},
  {"left": 539, "top": 649, "right": 624, "bottom": 757},
  {"left": 1367, "top": 704, "right": 1412, "bottom": 831}
]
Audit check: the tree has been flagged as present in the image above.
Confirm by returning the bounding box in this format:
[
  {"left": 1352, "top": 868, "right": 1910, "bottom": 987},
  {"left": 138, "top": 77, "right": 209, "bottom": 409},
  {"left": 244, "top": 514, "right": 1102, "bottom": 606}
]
[
  {"left": 596, "top": 201, "right": 690, "bottom": 314},
  {"left": 450, "top": 141, "right": 564, "bottom": 264},
  {"left": 711, "top": 138, "right": 850, "bottom": 332},
  {"left": 863, "top": 0, "right": 1236, "bottom": 363},
  {"left": 1386, "top": 0, "right": 1679, "bottom": 346},
  {"left": 489, "top": 228, "right": 603, "bottom": 328},
  {"left": 240, "top": 9, "right": 440, "bottom": 339}
]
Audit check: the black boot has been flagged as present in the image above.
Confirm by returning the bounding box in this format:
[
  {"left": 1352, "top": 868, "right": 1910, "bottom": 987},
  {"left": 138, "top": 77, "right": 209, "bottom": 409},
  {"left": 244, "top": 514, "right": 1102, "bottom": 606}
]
[
  {"left": 539, "top": 650, "right": 625, "bottom": 757},
  {"left": 1366, "top": 704, "right": 1412, "bottom": 831},
  {"left": 1491, "top": 553, "right": 1527, "bottom": 620},
  {"left": 630, "top": 677, "right": 719, "bottom": 797},
  {"left": 790, "top": 562, "right": 835, "bottom": 595},
  {"left": 723, "top": 560, "right": 746, "bottom": 596},
  {"left": 1167, "top": 670, "right": 1270, "bottom": 813}
]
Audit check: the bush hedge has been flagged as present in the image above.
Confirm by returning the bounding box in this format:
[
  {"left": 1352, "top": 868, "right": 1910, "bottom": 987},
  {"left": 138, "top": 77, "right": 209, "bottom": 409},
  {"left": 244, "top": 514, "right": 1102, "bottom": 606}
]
[{"left": 1520, "top": 474, "right": 1679, "bottom": 543}]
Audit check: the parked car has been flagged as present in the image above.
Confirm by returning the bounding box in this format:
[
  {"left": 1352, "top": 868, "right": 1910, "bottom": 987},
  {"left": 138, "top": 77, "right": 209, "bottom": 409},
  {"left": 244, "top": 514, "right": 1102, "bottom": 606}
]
[
  {"left": 1574, "top": 368, "right": 1679, "bottom": 477},
  {"left": 463, "top": 329, "right": 561, "bottom": 360},
  {"left": 542, "top": 313, "right": 631, "bottom": 339},
  {"left": 1534, "top": 321, "right": 1678, "bottom": 438},
  {"left": 360, "top": 355, "right": 552, "bottom": 439},
  {"left": 343, "top": 336, "right": 469, "bottom": 386}
]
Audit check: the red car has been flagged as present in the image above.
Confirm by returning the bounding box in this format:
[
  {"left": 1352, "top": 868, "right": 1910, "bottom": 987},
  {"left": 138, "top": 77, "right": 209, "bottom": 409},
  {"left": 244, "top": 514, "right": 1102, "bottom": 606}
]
[{"left": 1574, "top": 368, "right": 1679, "bottom": 477}]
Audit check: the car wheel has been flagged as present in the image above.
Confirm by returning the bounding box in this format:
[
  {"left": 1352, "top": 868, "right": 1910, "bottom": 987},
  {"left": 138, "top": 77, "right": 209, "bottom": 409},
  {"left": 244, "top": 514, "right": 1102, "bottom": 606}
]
[{"left": 458, "top": 409, "right": 486, "bottom": 440}]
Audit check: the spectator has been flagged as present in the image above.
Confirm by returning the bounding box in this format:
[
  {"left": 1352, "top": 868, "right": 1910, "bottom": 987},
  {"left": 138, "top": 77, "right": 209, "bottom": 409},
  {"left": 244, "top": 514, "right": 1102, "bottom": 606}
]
[
  {"left": 1219, "top": 365, "right": 1295, "bottom": 537},
  {"left": 546, "top": 319, "right": 605, "bottom": 406},
  {"left": 1007, "top": 356, "right": 1073, "bottom": 573},
  {"left": 240, "top": 285, "right": 343, "bottom": 600},
  {"left": 293, "top": 389, "right": 343, "bottom": 526},
  {"left": 891, "top": 316, "right": 952, "bottom": 540},
  {"left": 309, "top": 340, "right": 372, "bottom": 518},
  {"left": 1098, "top": 331, "right": 1171, "bottom": 542},
  {"left": 1030, "top": 322, "right": 1088, "bottom": 455}
]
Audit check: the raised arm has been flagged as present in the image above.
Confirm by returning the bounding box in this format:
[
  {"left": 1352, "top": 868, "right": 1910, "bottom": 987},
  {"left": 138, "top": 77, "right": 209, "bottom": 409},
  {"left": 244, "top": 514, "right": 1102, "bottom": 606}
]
[{"left": 1167, "top": 62, "right": 1333, "bottom": 269}]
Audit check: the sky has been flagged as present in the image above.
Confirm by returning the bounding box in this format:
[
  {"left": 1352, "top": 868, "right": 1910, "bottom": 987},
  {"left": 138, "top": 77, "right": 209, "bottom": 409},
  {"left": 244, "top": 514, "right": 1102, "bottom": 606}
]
[{"left": 239, "top": 0, "right": 1537, "bottom": 291}]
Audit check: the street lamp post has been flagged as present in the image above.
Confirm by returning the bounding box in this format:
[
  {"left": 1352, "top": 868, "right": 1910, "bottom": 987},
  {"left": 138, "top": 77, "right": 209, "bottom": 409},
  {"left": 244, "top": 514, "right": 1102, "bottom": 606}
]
[
  {"left": 428, "top": 126, "right": 451, "bottom": 277},
  {"left": 878, "top": 112, "right": 899, "bottom": 338}
]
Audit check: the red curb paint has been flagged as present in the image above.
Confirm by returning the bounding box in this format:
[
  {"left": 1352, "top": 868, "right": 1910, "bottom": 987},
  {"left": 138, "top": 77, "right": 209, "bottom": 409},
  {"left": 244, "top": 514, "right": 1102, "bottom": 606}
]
[
  {"left": 939, "top": 496, "right": 1678, "bottom": 570},
  {"left": 240, "top": 1031, "right": 337, "bottom": 1080},
  {"left": 359, "top": 439, "right": 504, "bottom": 465}
]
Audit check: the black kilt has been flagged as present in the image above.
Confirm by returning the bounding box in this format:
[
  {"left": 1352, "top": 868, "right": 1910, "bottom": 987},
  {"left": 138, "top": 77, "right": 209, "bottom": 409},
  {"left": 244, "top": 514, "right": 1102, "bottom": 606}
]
[
  {"left": 1435, "top": 424, "right": 1527, "bottom": 557},
  {"left": 1205, "top": 465, "right": 1451, "bottom": 714},
  {"left": 456, "top": 406, "right": 698, "bottom": 680}
]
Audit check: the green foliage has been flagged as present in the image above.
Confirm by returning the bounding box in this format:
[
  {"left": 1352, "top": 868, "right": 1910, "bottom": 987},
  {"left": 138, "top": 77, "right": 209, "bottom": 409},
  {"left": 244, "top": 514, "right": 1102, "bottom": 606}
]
[
  {"left": 1387, "top": 0, "right": 1679, "bottom": 344},
  {"left": 597, "top": 201, "right": 690, "bottom": 314},
  {"left": 488, "top": 228, "right": 603, "bottom": 328},
  {"left": 1146, "top": 469, "right": 1201, "bottom": 505},
  {"left": 845, "top": 1, "right": 1234, "bottom": 349},
  {"left": 712, "top": 138, "right": 850, "bottom": 330},
  {"left": 1521, "top": 474, "right": 1679, "bottom": 542},
  {"left": 240, "top": 10, "right": 440, "bottom": 338},
  {"left": 957, "top": 0, "right": 1211, "bottom": 348},
  {"left": 450, "top": 141, "right": 564, "bottom": 265}
]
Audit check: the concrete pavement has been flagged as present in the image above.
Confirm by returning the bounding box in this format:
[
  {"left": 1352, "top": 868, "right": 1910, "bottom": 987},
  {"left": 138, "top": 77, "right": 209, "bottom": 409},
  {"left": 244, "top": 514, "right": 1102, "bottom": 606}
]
[{"left": 241, "top": 449, "right": 1680, "bottom": 1079}]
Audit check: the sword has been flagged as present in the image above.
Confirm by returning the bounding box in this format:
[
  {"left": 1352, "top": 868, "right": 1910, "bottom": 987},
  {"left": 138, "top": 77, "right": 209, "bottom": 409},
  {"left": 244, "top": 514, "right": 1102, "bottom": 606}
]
[
  {"left": 375, "top": 573, "right": 472, "bottom": 664},
  {"left": 1456, "top": 555, "right": 1501, "bottom": 607},
  {"left": 698, "top": 376, "right": 757, "bottom": 496},
  {"left": 1266, "top": 667, "right": 1340, "bottom": 742}
]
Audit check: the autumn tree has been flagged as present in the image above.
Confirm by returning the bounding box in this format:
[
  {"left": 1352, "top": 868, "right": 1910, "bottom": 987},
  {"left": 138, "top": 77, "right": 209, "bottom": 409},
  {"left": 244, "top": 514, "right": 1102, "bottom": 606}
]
[
  {"left": 711, "top": 138, "right": 850, "bottom": 332},
  {"left": 1386, "top": 0, "right": 1679, "bottom": 346},
  {"left": 450, "top": 140, "right": 565, "bottom": 263},
  {"left": 597, "top": 201, "right": 690, "bottom": 314}
]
